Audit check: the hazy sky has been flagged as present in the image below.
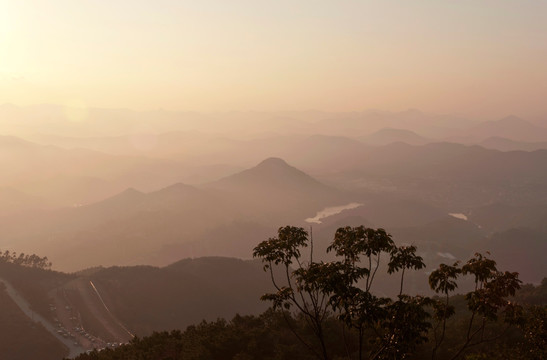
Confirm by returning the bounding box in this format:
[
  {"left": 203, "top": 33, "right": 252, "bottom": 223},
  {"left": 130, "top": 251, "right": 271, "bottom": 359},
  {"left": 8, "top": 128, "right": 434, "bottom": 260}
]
[{"left": 1, "top": 1, "right": 546, "bottom": 118}]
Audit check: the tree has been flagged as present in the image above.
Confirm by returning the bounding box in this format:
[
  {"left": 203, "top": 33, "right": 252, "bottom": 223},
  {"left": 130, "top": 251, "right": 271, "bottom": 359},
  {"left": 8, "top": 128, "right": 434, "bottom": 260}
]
[
  {"left": 428, "top": 252, "right": 522, "bottom": 360},
  {"left": 253, "top": 225, "right": 430, "bottom": 360},
  {"left": 254, "top": 226, "right": 526, "bottom": 360},
  {"left": 0, "top": 250, "right": 52, "bottom": 269},
  {"left": 253, "top": 226, "right": 332, "bottom": 360},
  {"left": 519, "top": 305, "right": 547, "bottom": 358}
]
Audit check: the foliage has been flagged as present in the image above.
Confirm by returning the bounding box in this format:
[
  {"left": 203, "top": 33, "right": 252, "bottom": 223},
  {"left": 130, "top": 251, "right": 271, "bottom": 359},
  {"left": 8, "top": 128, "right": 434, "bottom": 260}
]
[
  {"left": 519, "top": 305, "right": 546, "bottom": 358},
  {"left": 428, "top": 252, "right": 524, "bottom": 360},
  {"left": 0, "top": 250, "right": 72, "bottom": 318},
  {"left": 66, "top": 296, "right": 547, "bottom": 360},
  {"left": 69, "top": 311, "right": 342, "bottom": 360},
  {"left": 253, "top": 225, "right": 538, "bottom": 360},
  {"left": 0, "top": 250, "right": 52, "bottom": 269},
  {"left": 253, "top": 226, "right": 429, "bottom": 360}
]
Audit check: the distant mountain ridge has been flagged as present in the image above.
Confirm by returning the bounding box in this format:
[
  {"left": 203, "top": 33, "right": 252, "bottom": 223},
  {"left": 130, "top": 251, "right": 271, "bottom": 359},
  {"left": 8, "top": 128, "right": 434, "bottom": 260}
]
[
  {"left": 360, "top": 128, "right": 431, "bottom": 146},
  {"left": 88, "top": 257, "right": 272, "bottom": 334},
  {"left": 469, "top": 115, "right": 547, "bottom": 142},
  {"left": 207, "top": 157, "right": 347, "bottom": 224},
  {"left": 210, "top": 157, "right": 332, "bottom": 195},
  {"left": 479, "top": 136, "right": 547, "bottom": 152},
  {"left": 0, "top": 158, "right": 346, "bottom": 270}
]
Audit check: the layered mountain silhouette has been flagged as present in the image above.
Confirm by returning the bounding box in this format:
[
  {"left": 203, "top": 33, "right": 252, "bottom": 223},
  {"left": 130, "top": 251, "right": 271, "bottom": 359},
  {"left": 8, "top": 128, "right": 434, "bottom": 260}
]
[
  {"left": 0, "top": 158, "right": 346, "bottom": 270},
  {"left": 479, "top": 136, "right": 547, "bottom": 152},
  {"left": 209, "top": 157, "right": 337, "bottom": 199},
  {"left": 205, "top": 157, "right": 346, "bottom": 222},
  {"left": 360, "top": 128, "right": 431, "bottom": 146},
  {"left": 87, "top": 257, "right": 273, "bottom": 334},
  {"left": 2, "top": 104, "right": 546, "bottom": 359},
  {"left": 0, "top": 134, "right": 217, "bottom": 208},
  {"left": 0, "top": 254, "right": 278, "bottom": 355},
  {"left": 481, "top": 228, "right": 547, "bottom": 283},
  {"left": 469, "top": 115, "right": 547, "bottom": 142},
  {"left": 318, "top": 142, "right": 547, "bottom": 208}
]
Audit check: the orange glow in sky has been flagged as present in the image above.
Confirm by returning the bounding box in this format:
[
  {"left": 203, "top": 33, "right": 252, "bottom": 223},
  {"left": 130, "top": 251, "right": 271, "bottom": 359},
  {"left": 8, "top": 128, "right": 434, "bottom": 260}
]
[{"left": 1, "top": 1, "right": 546, "bottom": 118}]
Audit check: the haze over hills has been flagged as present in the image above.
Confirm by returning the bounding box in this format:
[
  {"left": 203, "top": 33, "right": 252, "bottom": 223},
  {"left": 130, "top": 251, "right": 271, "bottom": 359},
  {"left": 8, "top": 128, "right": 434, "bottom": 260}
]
[
  {"left": 4, "top": 104, "right": 547, "bottom": 147},
  {"left": 88, "top": 257, "right": 274, "bottom": 334},
  {"left": 469, "top": 115, "right": 547, "bottom": 143},
  {"left": 0, "top": 140, "right": 544, "bottom": 286},
  {"left": 0, "top": 134, "right": 238, "bottom": 207},
  {"left": 0, "top": 158, "right": 348, "bottom": 270},
  {"left": 0, "top": 255, "right": 277, "bottom": 358},
  {"left": 479, "top": 137, "right": 547, "bottom": 152},
  {"left": 0, "top": 187, "right": 50, "bottom": 215},
  {"left": 360, "top": 128, "right": 431, "bottom": 146},
  {"left": 206, "top": 157, "right": 345, "bottom": 215},
  {"left": 0, "top": 105, "right": 546, "bottom": 358},
  {"left": 317, "top": 142, "right": 547, "bottom": 208},
  {"left": 3, "top": 2, "right": 547, "bottom": 357}
]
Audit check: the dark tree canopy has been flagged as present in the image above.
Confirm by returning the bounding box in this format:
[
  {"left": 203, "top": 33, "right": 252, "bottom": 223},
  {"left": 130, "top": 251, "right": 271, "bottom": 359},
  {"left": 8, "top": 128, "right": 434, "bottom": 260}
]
[
  {"left": 0, "top": 250, "right": 52, "bottom": 269},
  {"left": 253, "top": 225, "right": 532, "bottom": 360}
]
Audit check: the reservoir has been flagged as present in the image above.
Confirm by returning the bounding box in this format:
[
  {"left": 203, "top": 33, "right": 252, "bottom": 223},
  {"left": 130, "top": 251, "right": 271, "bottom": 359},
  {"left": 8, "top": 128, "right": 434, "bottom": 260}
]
[
  {"left": 448, "top": 213, "right": 468, "bottom": 221},
  {"left": 305, "top": 202, "right": 363, "bottom": 224}
]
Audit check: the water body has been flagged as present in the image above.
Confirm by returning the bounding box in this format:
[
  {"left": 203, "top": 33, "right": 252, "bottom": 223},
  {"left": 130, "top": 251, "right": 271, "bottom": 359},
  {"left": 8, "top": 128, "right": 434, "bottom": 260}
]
[
  {"left": 448, "top": 213, "right": 468, "bottom": 221},
  {"left": 437, "top": 252, "right": 457, "bottom": 260},
  {"left": 305, "top": 202, "right": 363, "bottom": 224}
]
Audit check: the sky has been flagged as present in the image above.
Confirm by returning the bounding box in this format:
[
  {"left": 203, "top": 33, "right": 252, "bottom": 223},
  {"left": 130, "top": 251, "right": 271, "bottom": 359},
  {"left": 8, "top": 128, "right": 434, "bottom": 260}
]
[{"left": 1, "top": 1, "right": 546, "bottom": 118}]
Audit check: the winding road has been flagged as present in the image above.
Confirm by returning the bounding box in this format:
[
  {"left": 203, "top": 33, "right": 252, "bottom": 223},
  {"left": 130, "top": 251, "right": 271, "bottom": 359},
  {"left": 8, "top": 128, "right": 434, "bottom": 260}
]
[
  {"left": 0, "top": 276, "right": 85, "bottom": 359},
  {"left": 89, "top": 280, "right": 135, "bottom": 339}
]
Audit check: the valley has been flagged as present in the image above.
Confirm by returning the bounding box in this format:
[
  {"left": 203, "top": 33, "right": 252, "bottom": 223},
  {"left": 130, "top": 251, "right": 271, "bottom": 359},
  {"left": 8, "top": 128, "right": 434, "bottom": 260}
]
[
  {"left": 2, "top": 3, "right": 546, "bottom": 358},
  {"left": 0, "top": 107, "right": 546, "bottom": 359}
]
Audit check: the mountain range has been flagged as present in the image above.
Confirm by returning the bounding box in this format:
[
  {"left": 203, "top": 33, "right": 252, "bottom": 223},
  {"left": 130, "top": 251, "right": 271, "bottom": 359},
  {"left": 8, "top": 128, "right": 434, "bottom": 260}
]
[{"left": 0, "top": 149, "right": 544, "bottom": 286}]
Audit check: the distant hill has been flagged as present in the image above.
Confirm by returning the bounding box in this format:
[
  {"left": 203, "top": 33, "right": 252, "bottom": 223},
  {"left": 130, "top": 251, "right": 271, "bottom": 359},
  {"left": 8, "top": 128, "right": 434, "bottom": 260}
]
[
  {"left": 469, "top": 115, "right": 547, "bottom": 142},
  {"left": 0, "top": 134, "right": 198, "bottom": 205},
  {"left": 0, "top": 255, "right": 281, "bottom": 358},
  {"left": 3, "top": 141, "right": 546, "bottom": 270},
  {"left": 482, "top": 228, "right": 547, "bottom": 284},
  {"left": 310, "top": 109, "right": 477, "bottom": 139},
  {"left": 0, "top": 134, "right": 40, "bottom": 149},
  {"left": 73, "top": 257, "right": 274, "bottom": 335},
  {"left": 207, "top": 157, "right": 347, "bottom": 222},
  {"left": 170, "top": 134, "right": 370, "bottom": 174},
  {"left": 210, "top": 157, "right": 334, "bottom": 198},
  {"left": 360, "top": 128, "right": 431, "bottom": 146},
  {"left": 468, "top": 203, "right": 547, "bottom": 234},
  {"left": 0, "top": 158, "right": 347, "bottom": 270},
  {"left": 265, "top": 135, "right": 371, "bottom": 173},
  {"left": 390, "top": 216, "right": 486, "bottom": 259},
  {"left": 319, "top": 142, "right": 547, "bottom": 208},
  {"left": 479, "top": 136, "right": 547, "bottom": 152},
  {"left": 0, "top": 284, "right": 68, "bottom": 360},
  {"left": 16, "top": 175, "right": 122, "bottom": 208}
]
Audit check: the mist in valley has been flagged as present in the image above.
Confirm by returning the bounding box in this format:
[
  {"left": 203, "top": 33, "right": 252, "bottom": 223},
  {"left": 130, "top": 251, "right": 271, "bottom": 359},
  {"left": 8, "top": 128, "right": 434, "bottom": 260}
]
[
  {"left": 0, "top": 106, "right": 546, "bottom": 279},
  {"left": 1, "top": 1, "right": 546, "bottom": 359}
]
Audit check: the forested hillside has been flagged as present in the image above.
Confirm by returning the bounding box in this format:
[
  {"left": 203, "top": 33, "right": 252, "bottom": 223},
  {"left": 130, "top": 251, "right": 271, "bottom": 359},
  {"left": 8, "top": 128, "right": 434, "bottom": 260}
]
[
  {"left": 68, "top": 280, "right": 547, "bottom": 360},
  {"left": 0, "top": 283, "right": 68, "bottom": 360}
]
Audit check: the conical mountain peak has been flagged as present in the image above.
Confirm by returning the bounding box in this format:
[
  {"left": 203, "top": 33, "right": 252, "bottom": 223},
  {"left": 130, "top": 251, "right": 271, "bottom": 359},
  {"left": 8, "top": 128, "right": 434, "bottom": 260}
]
[
  {"left": 255, "top": 157, "right": 290, "bottom": 169},
  {"left": 209, "top": 157, "right": 330, "bottom": 195}
]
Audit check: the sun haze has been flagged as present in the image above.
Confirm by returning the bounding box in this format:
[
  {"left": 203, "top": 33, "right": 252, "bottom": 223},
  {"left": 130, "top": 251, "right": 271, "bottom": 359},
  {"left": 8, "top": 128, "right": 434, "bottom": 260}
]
[{"left": 1, "top": 0, "right": 546, "bottom": 118}]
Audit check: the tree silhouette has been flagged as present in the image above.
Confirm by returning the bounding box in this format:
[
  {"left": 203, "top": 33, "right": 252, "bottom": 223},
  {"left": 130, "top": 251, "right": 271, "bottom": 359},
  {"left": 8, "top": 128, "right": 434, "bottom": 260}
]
[
  {"left": 254, "top": 226, "right": 526, "bottom": 360},
  {"left": 254, "top": 226, "right": 431, "bottom": 360}
]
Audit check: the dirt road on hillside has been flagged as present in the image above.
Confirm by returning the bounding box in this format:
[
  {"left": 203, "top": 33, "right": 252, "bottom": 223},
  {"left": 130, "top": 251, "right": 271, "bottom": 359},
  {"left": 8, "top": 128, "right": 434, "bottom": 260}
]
[
  {"left": 49, "top": 277, "right": 133, "bottom": 352},
  {"left": 0, "top": 276, "right": 85, "bottom": 358}
]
